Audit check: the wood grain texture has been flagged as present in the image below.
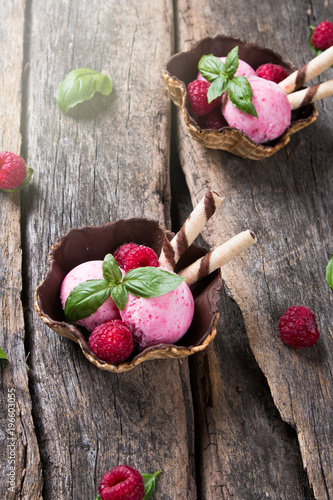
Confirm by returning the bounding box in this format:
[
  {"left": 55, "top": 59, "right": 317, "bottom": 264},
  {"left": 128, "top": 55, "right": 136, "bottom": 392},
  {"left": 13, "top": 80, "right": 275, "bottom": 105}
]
[
  {"left": 0, "top": 1, "right": 43, "bottom": 499},
  {"left": 174, "top": 0, "right": 333, "bottom": 498},
  {"left": 21, "top": 1, "right": 195, "bottom": 499}
]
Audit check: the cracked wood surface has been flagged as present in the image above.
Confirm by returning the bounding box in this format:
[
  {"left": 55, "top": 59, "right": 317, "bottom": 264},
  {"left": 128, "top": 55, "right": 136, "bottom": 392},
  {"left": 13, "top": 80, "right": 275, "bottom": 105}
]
[{"left": 1, "top": 0, "right": 332, "bottom": 499}]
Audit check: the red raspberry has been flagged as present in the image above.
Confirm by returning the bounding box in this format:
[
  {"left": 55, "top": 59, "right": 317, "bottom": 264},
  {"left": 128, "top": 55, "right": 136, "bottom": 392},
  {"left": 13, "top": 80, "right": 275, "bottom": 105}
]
[
  {"left": 256, "top": 63, "right": 288, "bottom": 84},
  {"left": 197, "top": 107, "right": 225, "bottom": 130},
  {"left": 114, "top": 243, "right": 139, "bottom": 268},
  {"left": 123, "top": 245, "right": 159, "bottom": 272},
  {"left": 98, "top": 465, "right": 145, "bottom": 500},
  {"left": 187, "top": 79, "right": 220, "bottom": 116},
  {"left": 88, "top": 320, "right": 134, "bottom": 364},
  {"left": 0, "top": 151, "right": 27, "bottom": 191},
  {"left": 311, "top": 21, "right": 333, "bottom": 50},
  {"left": 278, "top": 306, "right": 320, "bottom": 349}
]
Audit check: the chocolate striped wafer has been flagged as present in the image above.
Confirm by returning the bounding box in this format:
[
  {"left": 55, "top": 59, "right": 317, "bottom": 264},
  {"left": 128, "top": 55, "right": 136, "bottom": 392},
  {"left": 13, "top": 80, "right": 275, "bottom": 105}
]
[
  {"left": 178, "top": 230, "right": 257, "bottom": 286},
  {"left": 279, "top": 46, "right": 333, "bottom": 94},
  {"left": 287, "top": 79, "right": 333, "bottom": 109},
  {"left": 159, "top": 190, "right": 223, "bottom": 270}
]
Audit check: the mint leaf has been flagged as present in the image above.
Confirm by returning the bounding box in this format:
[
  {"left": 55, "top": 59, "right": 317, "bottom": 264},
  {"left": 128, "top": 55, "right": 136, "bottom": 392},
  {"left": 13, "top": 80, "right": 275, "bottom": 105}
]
[
  {"left": 123, "top": 267, "right": 185, "bottom": 299},
  {"left": 65, "top": 279, "right": 111, "bottom": 322},
  {"left": 0, "top": 348, "right": 7, "bottom": 360},
  {"left": 326, "top": 254, "right": 333, "bottom": 290},
  {"left": 223, "top": 45, "right": 239, "bottom": 80},
  {"left": 56, "top": 68, "right": 113, "bottom": 114},
  {"left": 103, "top": 253, "right": 122, "bottom": 284},
  {"left": 111, "top": 283, "right": 128, "bottom": 310},
  {"left": 142, "top": 471, "right": 162, "bottom": 500},
  {"left": 228, "top": 76, "right": 258, "bottom": 117},
  {"left": 198, "top": 54, "right": 225, "bottom": 82}
]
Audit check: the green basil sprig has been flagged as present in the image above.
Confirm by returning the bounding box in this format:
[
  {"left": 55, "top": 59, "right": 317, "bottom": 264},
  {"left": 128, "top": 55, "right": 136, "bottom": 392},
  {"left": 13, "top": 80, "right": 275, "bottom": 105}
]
[
  {"left": 0, "top": 348, "right": 7, "bottom": 360},
  {"left": 65, "top": 254, "right": 184, "bottom": 322},
  {"left": 198, "top": 46, "right": 258, "bottom": 117},
  {"left": 326, "top": 254, "right": 333, "bottom": 290},
  {"left": 56, "top": 68, "right": 113, "bottom": 114}
]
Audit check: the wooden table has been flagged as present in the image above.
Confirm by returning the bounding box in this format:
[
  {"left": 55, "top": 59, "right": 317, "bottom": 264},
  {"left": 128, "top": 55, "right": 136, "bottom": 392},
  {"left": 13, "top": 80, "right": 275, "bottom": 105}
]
[{"left": 1, "top": 0, "right": 332, "bottom": 498}]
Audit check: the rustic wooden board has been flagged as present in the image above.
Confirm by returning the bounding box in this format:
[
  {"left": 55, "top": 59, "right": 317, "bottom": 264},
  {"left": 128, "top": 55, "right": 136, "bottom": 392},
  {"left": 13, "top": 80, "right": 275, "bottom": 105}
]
[
  {"left": 0, "top": 1, "right": 43, "bottom": 499},
  {"left": 174, "top": 0, "right": 333, "bottom": 499},
  {"left": 20, "top": 1, "right": 196, "bottom": 499}
]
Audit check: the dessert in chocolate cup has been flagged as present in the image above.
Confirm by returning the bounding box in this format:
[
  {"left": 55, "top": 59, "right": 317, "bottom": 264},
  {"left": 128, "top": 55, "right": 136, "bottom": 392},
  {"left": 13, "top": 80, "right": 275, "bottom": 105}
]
[
  {"left": 35, "top": 218, "right": 222, "bottom": 373},
  {"left": 163, "top": 35, "right": 318, "bottom": 160}
]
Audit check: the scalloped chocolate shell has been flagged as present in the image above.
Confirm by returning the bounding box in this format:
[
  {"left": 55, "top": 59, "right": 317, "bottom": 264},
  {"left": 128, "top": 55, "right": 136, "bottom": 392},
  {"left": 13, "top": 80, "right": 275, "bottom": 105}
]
[
  {"left": 35, "top": 218, "right": 222, "bottom": 373},
  {"left": 163, "top": 35, "right": 318, "bottom": 160}
]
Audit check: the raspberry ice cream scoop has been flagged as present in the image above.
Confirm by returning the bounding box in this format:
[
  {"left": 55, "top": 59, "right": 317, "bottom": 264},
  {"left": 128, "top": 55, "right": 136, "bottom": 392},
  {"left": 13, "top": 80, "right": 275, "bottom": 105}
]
[
  {"left": 222, "top": 76, "right": 291, "bottom": 143},
  {"left": 198, "top": 57, "right": 256, "bottom": 81},
  {"left": 120, "top": 269, "right": 195, "bottom": 349},
  {"left": 60, "top": 260, "right": 120, "bottom": 332}
]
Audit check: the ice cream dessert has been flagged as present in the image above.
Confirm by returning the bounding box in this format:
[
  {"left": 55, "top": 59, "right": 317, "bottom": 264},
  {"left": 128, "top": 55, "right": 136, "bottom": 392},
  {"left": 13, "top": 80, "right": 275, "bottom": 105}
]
[
  {"left": 222, "top": 76, "right": 292, "bottom": 143},
  {"left": 60, "top": 260, "right": 120, "bottom": 332},
  {"left": 120, "top": 269, "right": 195, "bottom": 348}
]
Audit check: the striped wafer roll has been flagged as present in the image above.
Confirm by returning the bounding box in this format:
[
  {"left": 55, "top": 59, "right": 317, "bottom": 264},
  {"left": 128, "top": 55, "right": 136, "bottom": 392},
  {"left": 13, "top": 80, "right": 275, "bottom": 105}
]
[
  {"left": 159, "top": 190, "right": 223, "bottom": 270},
  {"left": 287, "top": 80, "right": 333, "bottom": 109},
  {"left": 279, "top": 46, "right": 333, "bottom": 94},
  {"left": 178, "top": 230, "right": 257, "bottom": 286}
]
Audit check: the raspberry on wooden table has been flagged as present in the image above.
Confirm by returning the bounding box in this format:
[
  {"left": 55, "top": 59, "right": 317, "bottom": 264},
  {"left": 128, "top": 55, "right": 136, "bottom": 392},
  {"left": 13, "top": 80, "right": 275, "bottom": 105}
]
[
  {"left": 311, "top": 21, "right": 333, "bottom": 50},
  {"left": 0, "top": 151, "right": 27, "bottom": 191},
  {"left": 88, "top": 320, "right": 134, "bottom": 364},
  {"left": 187, "top": 79, "right": 220, "bottom": 116},
  {"left": 123, "top": 245, "right": 159, "bottom": 272},
  {"left": 256, "top": 63, "right": 288, "bottom": 84},
  {"left": 113, "top": 243, "right": 139, "bottom": 268},
  {"left": 98, "top": 464, "right": 145, "bottom": 500},
  {"left": 278, "top": 305, "right": 320, "bottom": 349}
]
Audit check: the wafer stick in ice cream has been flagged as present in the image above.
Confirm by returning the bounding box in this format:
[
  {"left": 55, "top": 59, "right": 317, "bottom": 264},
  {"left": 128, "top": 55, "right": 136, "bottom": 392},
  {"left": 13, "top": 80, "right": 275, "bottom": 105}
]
[
  {"left": 279, "top": 46, "right": 333, "bottom": 94},
  {"left": 159, "top": 190, "right": 223, "bottom": 270},
  {"left": 287, "top": 80, "right": 333, "bottom": 109},
  {"left": 179, "top": 230, "right": 257, "bottom": 286}
]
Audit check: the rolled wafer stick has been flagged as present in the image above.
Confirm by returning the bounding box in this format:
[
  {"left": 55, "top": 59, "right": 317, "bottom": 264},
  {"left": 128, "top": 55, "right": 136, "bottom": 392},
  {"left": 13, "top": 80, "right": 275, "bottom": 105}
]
[
  {"left": 279, "top": 46, "right": 333, "bottom": 94},
  {"left": 178, "top": 230, "right": 257, "bottom": 286},
  {"left": 159, "top": 190, "right": 223, "bottom": 270},
  {"left": 287, "top": 79, "right": 333, "bottom": 110}
]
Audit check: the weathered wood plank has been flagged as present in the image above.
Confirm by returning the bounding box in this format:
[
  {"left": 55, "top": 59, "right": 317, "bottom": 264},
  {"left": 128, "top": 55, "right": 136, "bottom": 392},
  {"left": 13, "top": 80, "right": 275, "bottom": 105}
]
[
  {"left": 20, "top": 1, "right": 198, "bottom": 499},
  {"left": 174, "top": 0, "right": 333, "bottom": 498},
  {"left": 0, "top": 1, "right": 43, "bottom": 498}
]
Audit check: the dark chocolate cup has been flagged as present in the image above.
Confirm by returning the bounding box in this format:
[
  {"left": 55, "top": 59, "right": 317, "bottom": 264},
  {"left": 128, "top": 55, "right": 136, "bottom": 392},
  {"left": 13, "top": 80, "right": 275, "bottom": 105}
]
[
  {"left": 35, "top": 218, "right": 222, "bottom": 373},
  {"left": 163, "top": 35, "right": 318, "bottom": 160}
]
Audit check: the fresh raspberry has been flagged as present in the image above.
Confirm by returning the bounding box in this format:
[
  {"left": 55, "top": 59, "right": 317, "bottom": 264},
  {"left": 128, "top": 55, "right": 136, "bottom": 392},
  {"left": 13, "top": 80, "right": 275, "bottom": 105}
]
[
  {"left": 123, "top": 245, "right": 159, "bottom": 272},
  {"left": 98, "top": 465, "right": 145, "bottom": 500},
  {"left": 187, "top": 79, "right": 220, "bottom": 117},
  {"left": 0, "top": 151, "right": 27, "bottom": 191},
  {"left": 256, "top": 63, "right": 288, "bottom": 84},
  {"left": 113, "top": 243, "right": 139, "bottom": 268},
  {"left": 278, "top": 306, "right": 320, "bottom": 349},
  {"left": 197, "top": 107, "right": 225, "bottom": 130},
  {"left": 311, "top": 21, "right": 333, "bottom": 50},
  {"left": 88, "top": 320, "right": 134, "bottom": 364}
]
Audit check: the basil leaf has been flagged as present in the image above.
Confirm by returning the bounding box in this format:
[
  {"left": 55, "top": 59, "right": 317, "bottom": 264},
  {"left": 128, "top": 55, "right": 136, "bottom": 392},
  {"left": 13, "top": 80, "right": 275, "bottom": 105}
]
[
  {"left": 228, "top": 76, "right": 258, "bottom": 117},
  {"left": 207, "top": 76, "right": 228, "bottom": 103},
  {"left": 0, "top": 348, "right": 7, "bottom": 360},
  {"left": 198, "top": 54, "right": 225, "bottom": 82},
  {"left": 142, "top": 470, "right": 162, "bottom": 500},
  {"left": 103, "top": 253, "right": 122, "bottom": 284},
  {"left": 123, "top": 267, "right": 185, "bottom": 299},
  {"left": 326, "top": 254, "right": 333, "bottom": 290},
  {"left": 111, "top": 284, "right": 128, "bottom": 310},
  {"left": 56, "top": 68, "right": 113, "bottom": 114},
  {"left": 64, "top": 279, "right": 111, "bottom": 322},
  {"left": 1, "top": 165, "right": 34, "bottom": 193},
  {"left": 223, "top": 45, "right": 239, "bottom": 80},
  {"left": 94, "top": 495, "right": 101, "bottom": 500}
]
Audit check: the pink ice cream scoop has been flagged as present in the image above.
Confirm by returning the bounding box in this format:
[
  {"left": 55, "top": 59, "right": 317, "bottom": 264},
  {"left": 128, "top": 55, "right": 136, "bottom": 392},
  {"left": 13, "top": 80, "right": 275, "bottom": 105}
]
[
  {"left": 120, "top": 271, "right": 195, "bottom": 349},
  {"left": 60, "top": 260, "right": 120, "bottom": 332},
  {"left": 198, "top": 57, "right": 257, "bottom": 81},
  {"left": 222, "top": 76, "right": 291, "bottom": 143}
]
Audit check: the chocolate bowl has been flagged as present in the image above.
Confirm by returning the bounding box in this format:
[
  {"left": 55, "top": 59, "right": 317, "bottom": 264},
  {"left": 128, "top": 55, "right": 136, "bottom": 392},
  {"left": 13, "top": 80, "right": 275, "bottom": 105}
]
[
  {"left": 163, "top": 35, "right": 318, "bottom": 160},
  {"left": 35, "top": 218, "right": 222, "bottom": 373}
]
